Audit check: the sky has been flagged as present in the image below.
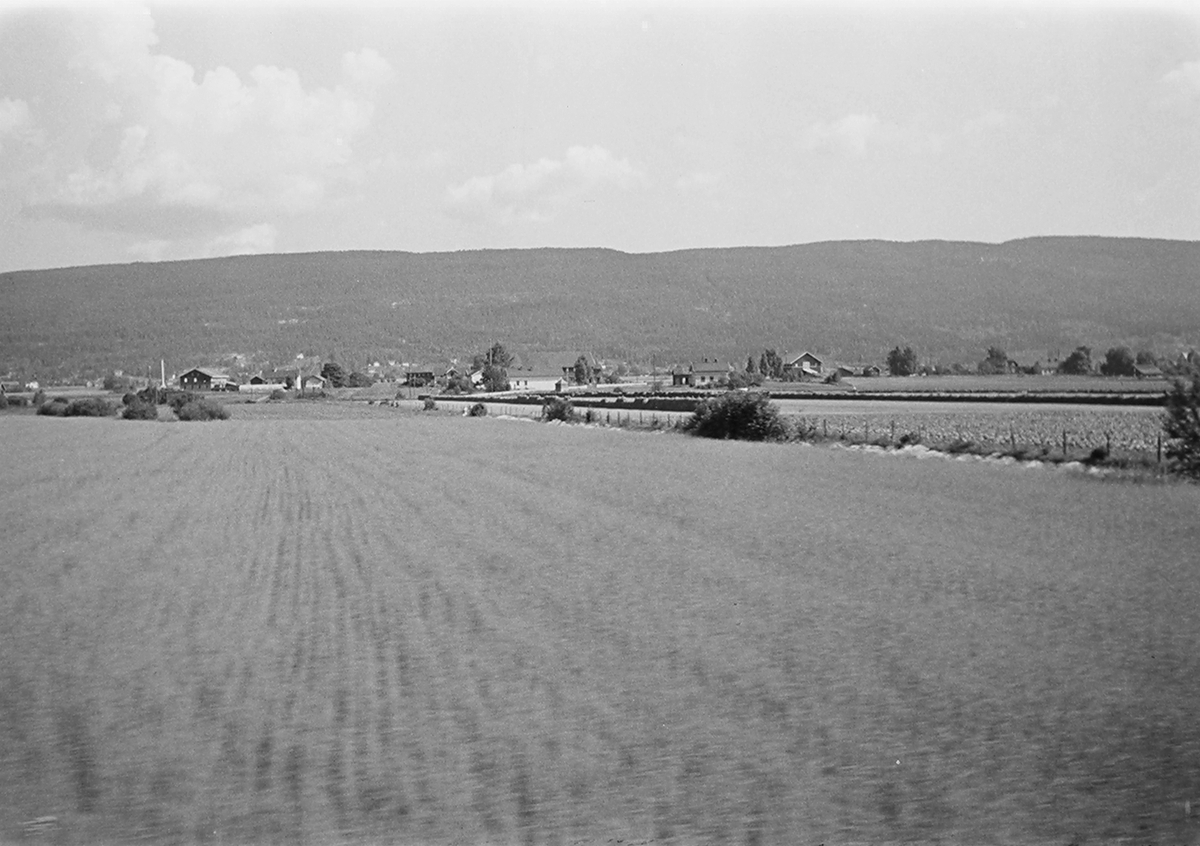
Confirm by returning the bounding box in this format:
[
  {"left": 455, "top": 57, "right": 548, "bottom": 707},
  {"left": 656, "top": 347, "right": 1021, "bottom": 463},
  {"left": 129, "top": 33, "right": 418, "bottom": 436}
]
[{"left": 0, "top": 0, "right": 1197, "bottom": 272}]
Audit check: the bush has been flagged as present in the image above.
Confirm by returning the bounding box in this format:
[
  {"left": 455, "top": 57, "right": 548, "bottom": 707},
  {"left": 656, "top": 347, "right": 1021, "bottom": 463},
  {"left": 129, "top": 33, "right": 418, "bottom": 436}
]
[
  {"left": 422, "top": 398, "right": 437, "bottom": 411},
  {"left": 174, "top": 398, "right": 229, "bottom": 421},
  {"left": 542, "top": 396, "right": 577, "bottom": 422},
  {"left": 162, "top": 390, "right": 200, "bottom": 413},
  {"left": 467, "top": 402, "right": 488, "bottom": 417},
  {"left": 38, "top": 397, "right": 115, "bottom": 417},
  {"left": 122, "top": 400, "right": 159, "bottom": 420},
  {"left": 683, "top": 391, "right": 787, "bottom": 441},
  {"left": 269, "top": 389, "right": 287, "bottom": 401},
  {"left": 37, "top": 398, "right": 69, "bottom": 416},
  {"left": 1163, "top": 374, "right": 1200, "bottom": 479}
]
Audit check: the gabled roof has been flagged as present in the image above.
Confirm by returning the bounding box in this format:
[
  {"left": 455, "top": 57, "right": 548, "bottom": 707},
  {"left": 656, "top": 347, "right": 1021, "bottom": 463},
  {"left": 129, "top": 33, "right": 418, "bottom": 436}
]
[
  {"left": 181, "top": 367, "right": 230, "bottom": 379},
  {"left": 784, "top": 351, "right": 822, "bottom": 365}
]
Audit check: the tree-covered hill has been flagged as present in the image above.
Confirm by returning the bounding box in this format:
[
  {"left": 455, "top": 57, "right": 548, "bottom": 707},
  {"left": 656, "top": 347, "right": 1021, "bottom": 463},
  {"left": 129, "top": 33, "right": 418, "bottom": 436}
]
[{"left": 2, "top": 237, "right": 1197, "bottom": 380}]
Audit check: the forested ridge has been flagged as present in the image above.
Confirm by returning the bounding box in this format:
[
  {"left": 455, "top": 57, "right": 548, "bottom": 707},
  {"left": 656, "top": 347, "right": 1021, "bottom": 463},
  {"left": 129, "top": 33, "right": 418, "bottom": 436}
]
[{"left": 2, "top": 236, "right": 1198, "bottom": 379}]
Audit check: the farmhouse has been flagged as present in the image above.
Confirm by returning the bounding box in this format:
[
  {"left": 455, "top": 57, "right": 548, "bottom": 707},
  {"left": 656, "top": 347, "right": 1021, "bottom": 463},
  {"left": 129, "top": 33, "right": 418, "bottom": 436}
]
[
  {"left": 248, "top": 369, "right": 295, "bottom": 388},
  {"left": 783, "top": 352, "right": 823, "bottom": 378},
  {"left": 300, "top": 375, "right": 327, "bottom": 391},
  {"left": 1134, "top": 364, "right": 1165, "bottom": 380},
  {"left": 507, "top": 371, "right": 566, "bottom": 392},
  {"left": 178, "top": 367, "right": 235, "bottom": 391},
  {"left": 405, "top": 365, "right": 438, "bottom": 387},
  {"left": 672, "top": 357, "right": 730, "bottom": 387}
]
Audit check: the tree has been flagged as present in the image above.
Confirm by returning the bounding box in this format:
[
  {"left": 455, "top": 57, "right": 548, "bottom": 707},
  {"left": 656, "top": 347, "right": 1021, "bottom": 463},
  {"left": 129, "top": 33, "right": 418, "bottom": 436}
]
[
  {"left": 977, "top": 346, "right": 1008, "bottom": 375},
  {"left": 886, "top": 346, "right": 918, "bottom": 376},
  {"left": 1162, "top": 374, "right": 1200, "bottom": 478},
  {"left": 759, "top": 349, "right": 783, "bottom": 380},
  {"left": 346, "top": 371, "right": 375, "bottom": 387},
  {"left": 473, "top": 342, "right": 514, "bottom": 371},
  {"left": 320, "top": 362, "right": 348, "bottom": 387},
  {"left": 572, "top": 355, "right": 594, "bottom": 385},
  {"left": 1136, "top": 350, "right": 1158, "bottom": 366},
  {"left": 1100, "top": 347, "right": 1136, "bottom": 377},
  {"left": 1058, "top": 346, "right": 1092, "bottom": 375},
  {"left": 746, "top": 356, "right": 757, "bottom": 375},
  {"left": 480, "top": 364, "right": 509, "bottom": 392}
]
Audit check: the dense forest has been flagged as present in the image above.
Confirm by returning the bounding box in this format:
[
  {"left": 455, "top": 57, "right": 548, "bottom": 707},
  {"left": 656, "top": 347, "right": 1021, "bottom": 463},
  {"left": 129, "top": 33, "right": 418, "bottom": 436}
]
[{"left": 2, "top": 237, "right": 1198, "bottom": 380}]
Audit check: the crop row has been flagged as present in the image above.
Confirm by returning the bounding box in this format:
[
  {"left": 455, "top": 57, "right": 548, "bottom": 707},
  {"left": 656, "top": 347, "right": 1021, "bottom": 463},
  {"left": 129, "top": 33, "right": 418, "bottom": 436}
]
[{"left": 795, "top": 407, "right": 1167, "bottom": 455}]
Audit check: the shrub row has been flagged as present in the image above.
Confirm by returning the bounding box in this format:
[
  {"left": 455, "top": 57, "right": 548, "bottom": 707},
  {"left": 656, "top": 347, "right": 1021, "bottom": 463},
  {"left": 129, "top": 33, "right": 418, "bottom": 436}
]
[{"left": 36, "top": 397, "right": 116, "bottom": 417}]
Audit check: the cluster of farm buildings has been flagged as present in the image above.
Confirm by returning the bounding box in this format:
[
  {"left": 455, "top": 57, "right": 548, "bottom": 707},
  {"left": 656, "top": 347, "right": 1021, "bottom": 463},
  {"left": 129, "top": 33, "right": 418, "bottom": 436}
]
[{"left": 170, "top": 350, "right": 850, "bottom": 394}]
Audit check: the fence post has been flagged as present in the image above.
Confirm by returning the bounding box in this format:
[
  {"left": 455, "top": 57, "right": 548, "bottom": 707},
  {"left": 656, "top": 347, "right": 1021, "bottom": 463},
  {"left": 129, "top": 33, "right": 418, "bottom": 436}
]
[
  {"left": 823, "top": 419, "right": 828, "bottom": 438},
  {"left": 865, "top": 420, "right": 869, "bottom": 443},
  {"left": 1158, "top": 432, "right": 1163, "bottom": 464},
  {"left": 1010, "top": 424, "right": 1016, "bottom": 450},
  {"left": 1105, "top": 432, "right": 1111, "bottom": 455},
  {"left": 890, "top": 419, "right": 895, "bottom": 444},
  {"left": 1062, "top": 429, "right": 1068, "bottom": 458}
]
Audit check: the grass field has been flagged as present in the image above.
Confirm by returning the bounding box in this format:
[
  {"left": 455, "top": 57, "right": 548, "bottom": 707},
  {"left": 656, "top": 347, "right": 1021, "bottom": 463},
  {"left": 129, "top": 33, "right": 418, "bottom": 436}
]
[{"left": 3, "top": 406, "right": 1200, "bottom": 845}]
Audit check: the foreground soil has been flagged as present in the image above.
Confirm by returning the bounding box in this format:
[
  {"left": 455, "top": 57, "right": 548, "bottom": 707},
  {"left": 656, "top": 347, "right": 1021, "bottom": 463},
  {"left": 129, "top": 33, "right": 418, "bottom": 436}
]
[{"left": 2, "top": 409, "right": 1199, "bottom": 845}]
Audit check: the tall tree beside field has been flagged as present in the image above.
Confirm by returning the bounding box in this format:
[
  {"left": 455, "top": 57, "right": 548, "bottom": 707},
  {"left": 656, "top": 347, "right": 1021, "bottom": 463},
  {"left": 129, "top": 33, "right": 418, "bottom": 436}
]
[
  {"left": 1136, "top": 350, "right": 1159, "bottom": 366},
  {"left": 473, "top": 342, "right": 514, "bottom": 371},
  {"left": 759, "top": 349, "right": 783, "bottom": 379},
  {"left": 572, "top": 355, "right": 594, "bottom": 385},
  {"left": 746, "top": 356, "right": 757, "bottom": 375},
  {"left": 480, "top": 364, "right": 509, "bottom": 392},
  {"left": 1058, "top": 346, "right": 1093, "bottom": 375},
  {"left": 977, "top": 346, "right": 1009, "bottom": 375},
  {"left": 1100, "top": 347, "right": 1137, "bottom": 376},
  {"left": 1163, "top": 374, "right": 1200, "bottom": 478},
  {"left": 320, "top": 361, "right": 348, "bottom": 387},
  {"left": 886, "top": 346, "right": 919, "bottom": 376}
]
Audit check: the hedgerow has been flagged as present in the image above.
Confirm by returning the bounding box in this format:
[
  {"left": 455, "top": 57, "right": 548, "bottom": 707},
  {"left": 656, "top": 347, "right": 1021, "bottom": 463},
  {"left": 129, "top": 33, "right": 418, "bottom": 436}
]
[{"left": 37, "top": 397, "right": 116, "bottom": 417}]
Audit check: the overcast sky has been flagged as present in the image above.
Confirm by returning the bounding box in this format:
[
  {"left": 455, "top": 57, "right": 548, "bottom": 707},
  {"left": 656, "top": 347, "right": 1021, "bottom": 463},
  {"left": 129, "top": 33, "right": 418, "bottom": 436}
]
[{"left": 0, "top": 0, "right": 1197, "bottom": 272}]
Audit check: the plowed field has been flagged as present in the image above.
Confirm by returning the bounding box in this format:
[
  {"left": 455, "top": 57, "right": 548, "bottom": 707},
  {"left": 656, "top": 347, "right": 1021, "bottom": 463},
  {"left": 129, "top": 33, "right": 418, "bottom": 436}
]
[{"left": 3, "top": 407, "right": 1199, "bottom": 845}]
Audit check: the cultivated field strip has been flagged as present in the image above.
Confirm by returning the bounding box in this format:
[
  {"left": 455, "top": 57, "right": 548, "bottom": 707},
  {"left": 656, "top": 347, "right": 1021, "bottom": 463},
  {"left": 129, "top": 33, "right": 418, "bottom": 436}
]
[{"left": 3, "top": 411, "right": 1200, "bottom": 845}]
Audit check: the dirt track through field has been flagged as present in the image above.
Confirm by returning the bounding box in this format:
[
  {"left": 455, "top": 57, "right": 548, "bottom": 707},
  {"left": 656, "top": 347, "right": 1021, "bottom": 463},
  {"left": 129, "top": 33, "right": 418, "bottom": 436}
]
[{"left": 2, "top": 410, "right": 1199, "bottom": 845}]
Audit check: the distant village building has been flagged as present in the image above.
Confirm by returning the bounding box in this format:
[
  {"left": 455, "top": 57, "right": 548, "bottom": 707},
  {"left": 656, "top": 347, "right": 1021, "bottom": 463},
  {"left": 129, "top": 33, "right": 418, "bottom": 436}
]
[
  {"left": 672, "top": 357, "right": 730, "bottom": 387},
  {"left": 248, "top": 369, "right": 295, "bottom": 388},
  {"left": 178, "top": 367, "right": 234, "bottom": 391},
  {"left": 404, "top": 366, "right": 438, "bottom": 387},
  {"left": 1134, "top": 364, "right": 1165, "bottom": 380},
  {"left": 783, "top": 352, "right": 823, "bottom": 378}
]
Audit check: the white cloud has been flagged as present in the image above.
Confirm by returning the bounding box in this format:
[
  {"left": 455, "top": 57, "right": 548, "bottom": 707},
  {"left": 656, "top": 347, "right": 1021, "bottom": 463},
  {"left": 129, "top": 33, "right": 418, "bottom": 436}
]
[
  {"left": 804, "top": 113, "right": 946, "bottom": 157},
  {"left": 202, "top": 223, "right": 278, "bottom": 257},
  {"left": 0, "top": 98, "right": 34, "bottom": 153},
  {"left": 0, "top": 98, "right": 32, "bottom": 136},
  {"left": 963, "top": 109, "right": 1008, "bottom": 135},
  {"left": 1157, "top": 59, "right": 1200, "bottom": 108},
  {"left": 675, "top": 170, "right": 722, "bottom": 192},
  {"left": 21, "top": 7, "right": 394, "bottom": 243},
  {"left": 446, "top": 145, "right": 645, "bottom": 223},
  {"left": 804, "top": 113, "right": 880, "bottom": 156}
]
